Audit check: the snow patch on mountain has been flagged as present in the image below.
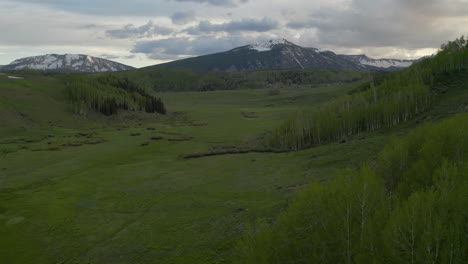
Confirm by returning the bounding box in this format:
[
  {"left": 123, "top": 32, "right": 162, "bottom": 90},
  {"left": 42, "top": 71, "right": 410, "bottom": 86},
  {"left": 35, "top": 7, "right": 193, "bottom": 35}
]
[
  {"left": 64, "top": 54, "right": 80, "bottom": 66},
  {"left": 249, "top": 38, "right": 289, "bottom": 52}
]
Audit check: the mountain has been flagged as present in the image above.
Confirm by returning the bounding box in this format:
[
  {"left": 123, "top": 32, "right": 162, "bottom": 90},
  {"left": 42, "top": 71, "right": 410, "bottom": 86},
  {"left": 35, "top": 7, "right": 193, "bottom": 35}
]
[
  {"left": 2, "top": 54, "right": 134, "bottom": 73},
  {"left": 343, "top": 54, "right": 414, "bottom": 70},
  {"left": 153, "top": 39, "right": 417, "bottom": 72}
]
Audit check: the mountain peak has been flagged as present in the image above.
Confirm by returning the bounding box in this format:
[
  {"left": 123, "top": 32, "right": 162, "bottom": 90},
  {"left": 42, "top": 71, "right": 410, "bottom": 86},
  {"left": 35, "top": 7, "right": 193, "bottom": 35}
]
[
  {"left": 155, "top": 40, "right": 418, "bottom": 72},
  {"left": 248, "top": 38, "right": 291, "bottom": 52}
]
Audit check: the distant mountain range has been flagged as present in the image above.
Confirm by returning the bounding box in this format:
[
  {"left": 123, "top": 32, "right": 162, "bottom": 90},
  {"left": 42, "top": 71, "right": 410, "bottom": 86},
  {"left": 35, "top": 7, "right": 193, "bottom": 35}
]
[
  {"left": 1, "top": 54, "right": 134, "bottom": 73},
  {"left": 0, "top": 40, "right": 419, "bottom": 73},
  {"left": 152, "top": 39, "right": 416, "bottom": 72}
]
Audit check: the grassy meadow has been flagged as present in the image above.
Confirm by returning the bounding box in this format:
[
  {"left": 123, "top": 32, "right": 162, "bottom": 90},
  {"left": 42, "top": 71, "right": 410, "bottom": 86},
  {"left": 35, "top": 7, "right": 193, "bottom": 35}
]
[
  {"left": 0, "top": 72, "right": 387, "bottom": 263},
  {"left": 0, "top": 65, "right": 466, "bottom": 263}
]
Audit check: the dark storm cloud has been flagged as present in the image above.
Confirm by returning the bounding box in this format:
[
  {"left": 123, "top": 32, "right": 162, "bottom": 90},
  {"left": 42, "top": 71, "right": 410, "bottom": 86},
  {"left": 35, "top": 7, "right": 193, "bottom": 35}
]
[
  {"left": 106, "top": 21, "right": 174, "bottom": 39},
  {"left": 171, "top": 11, "right": 196, "bottom": 25},
  {"left": 288, "top": 0, "right": 468, "bottom": 49},
  {"left": 131, "top": 35, "right": 264, "bottom": 60},
  {"left": 186, "top": 17, "right": 278, "bottom": 34}
]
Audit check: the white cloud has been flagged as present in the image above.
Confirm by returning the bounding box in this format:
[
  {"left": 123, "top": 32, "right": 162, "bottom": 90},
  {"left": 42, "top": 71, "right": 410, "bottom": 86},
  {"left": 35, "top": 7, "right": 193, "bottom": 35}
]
[
  {"left": 0, "top": 0, "right": 467, "bottom": 66},
  {"left": 131, "top": 35, "right": 269, "bottom": 60},
  {"left": 106, "top": 21, "right": 175, "bottom": 39},
  {"left": 186, "top": 17, "right": 278, "bottom": 34}
]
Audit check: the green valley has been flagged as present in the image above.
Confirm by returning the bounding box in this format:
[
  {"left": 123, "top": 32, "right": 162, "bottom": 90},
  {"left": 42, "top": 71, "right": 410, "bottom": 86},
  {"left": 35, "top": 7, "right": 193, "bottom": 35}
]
[{"left": 0, "top": 37, "right": 467, "bottom": 264}]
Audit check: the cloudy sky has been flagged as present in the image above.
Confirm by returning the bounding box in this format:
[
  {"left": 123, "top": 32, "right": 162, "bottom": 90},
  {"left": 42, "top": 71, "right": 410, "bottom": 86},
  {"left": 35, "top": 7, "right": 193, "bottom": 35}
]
[{"left": 0, "top": 0, "right": 467, "bottom": 67}]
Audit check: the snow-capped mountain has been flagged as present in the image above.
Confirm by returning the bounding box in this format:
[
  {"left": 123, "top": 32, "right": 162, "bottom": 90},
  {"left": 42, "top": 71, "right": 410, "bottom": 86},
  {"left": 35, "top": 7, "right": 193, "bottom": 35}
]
[
  {"left": 153, "top": 39, "right": 419, "bottom": 72},
  {"left": 345, "top": 55, "right": 414, "bottom": 70},
  {"left": 3, "top": 54, "right": 134, "bottom": 73}
]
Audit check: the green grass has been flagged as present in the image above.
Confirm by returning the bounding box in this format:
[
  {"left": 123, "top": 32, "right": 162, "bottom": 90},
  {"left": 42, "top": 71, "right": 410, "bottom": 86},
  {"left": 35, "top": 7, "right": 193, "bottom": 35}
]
[{"left": 0, "top": 71, "right": 465, "bottom": 263}]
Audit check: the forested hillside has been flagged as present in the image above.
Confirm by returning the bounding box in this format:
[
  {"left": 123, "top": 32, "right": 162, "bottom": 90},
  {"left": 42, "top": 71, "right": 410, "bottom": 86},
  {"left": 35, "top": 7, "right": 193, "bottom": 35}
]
[
  {"left": 114, "top": 68, "right": 375, "bottom": 92},
  {"left": 239, "top": 36, "right": 468, "bottom": 264},
  {"left": 266, "top": 37, "right": 468, "bottom": 150},
  {"left": 240, "top": 114, "right": 467, "bottom": 263}
]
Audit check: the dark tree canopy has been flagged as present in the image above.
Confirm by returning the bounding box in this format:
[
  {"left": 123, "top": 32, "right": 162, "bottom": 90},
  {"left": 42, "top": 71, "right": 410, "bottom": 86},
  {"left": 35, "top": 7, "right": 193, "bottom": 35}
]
[{"left": 64, "top": 74, "right": 166, "bottom": 116}]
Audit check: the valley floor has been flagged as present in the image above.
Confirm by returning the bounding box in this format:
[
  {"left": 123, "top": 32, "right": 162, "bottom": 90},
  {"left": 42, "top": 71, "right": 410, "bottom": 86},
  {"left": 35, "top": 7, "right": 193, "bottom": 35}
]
[{"left": 0, "top": 73, "right": 465, "bottom": 263}]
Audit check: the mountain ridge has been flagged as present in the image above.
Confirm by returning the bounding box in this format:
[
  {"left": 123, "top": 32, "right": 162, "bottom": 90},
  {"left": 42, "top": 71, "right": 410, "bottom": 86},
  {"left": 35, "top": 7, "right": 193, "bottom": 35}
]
[
  {"left": 152, "top": 39, "right": 418, "bottom": 72},
  {"left": 2, "top": 54, "right": 134, "bottom": 73}
]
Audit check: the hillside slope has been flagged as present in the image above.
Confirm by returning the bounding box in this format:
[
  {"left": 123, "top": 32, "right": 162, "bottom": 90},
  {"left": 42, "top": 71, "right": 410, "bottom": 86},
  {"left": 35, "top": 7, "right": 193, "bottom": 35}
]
[
  {"left": 239, "top": 36, "right": 468, "bottom": 264},
  {"left": 266, "top": 38, "right": 468, "bottom": 150}
]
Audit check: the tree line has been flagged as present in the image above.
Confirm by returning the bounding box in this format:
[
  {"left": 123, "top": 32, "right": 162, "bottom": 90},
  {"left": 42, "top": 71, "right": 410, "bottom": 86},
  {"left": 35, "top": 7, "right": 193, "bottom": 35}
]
[
  {"left": 115, "top": 67, "right": 375, "bottom": 92},
  {"left": 239, "top": 113, "right": 467, "bottom": 264},
  {"left": 63, "top": 74, "right": 166, "bottom": 116},
  {"left": 266, "top": 36, "right": 468, "bottom": 150}
]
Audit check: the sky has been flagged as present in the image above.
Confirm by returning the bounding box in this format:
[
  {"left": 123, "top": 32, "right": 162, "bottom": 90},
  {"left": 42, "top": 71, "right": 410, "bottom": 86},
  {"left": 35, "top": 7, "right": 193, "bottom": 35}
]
[{"left": 0, "top": 0, "right": 467, "bottom": 68}]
